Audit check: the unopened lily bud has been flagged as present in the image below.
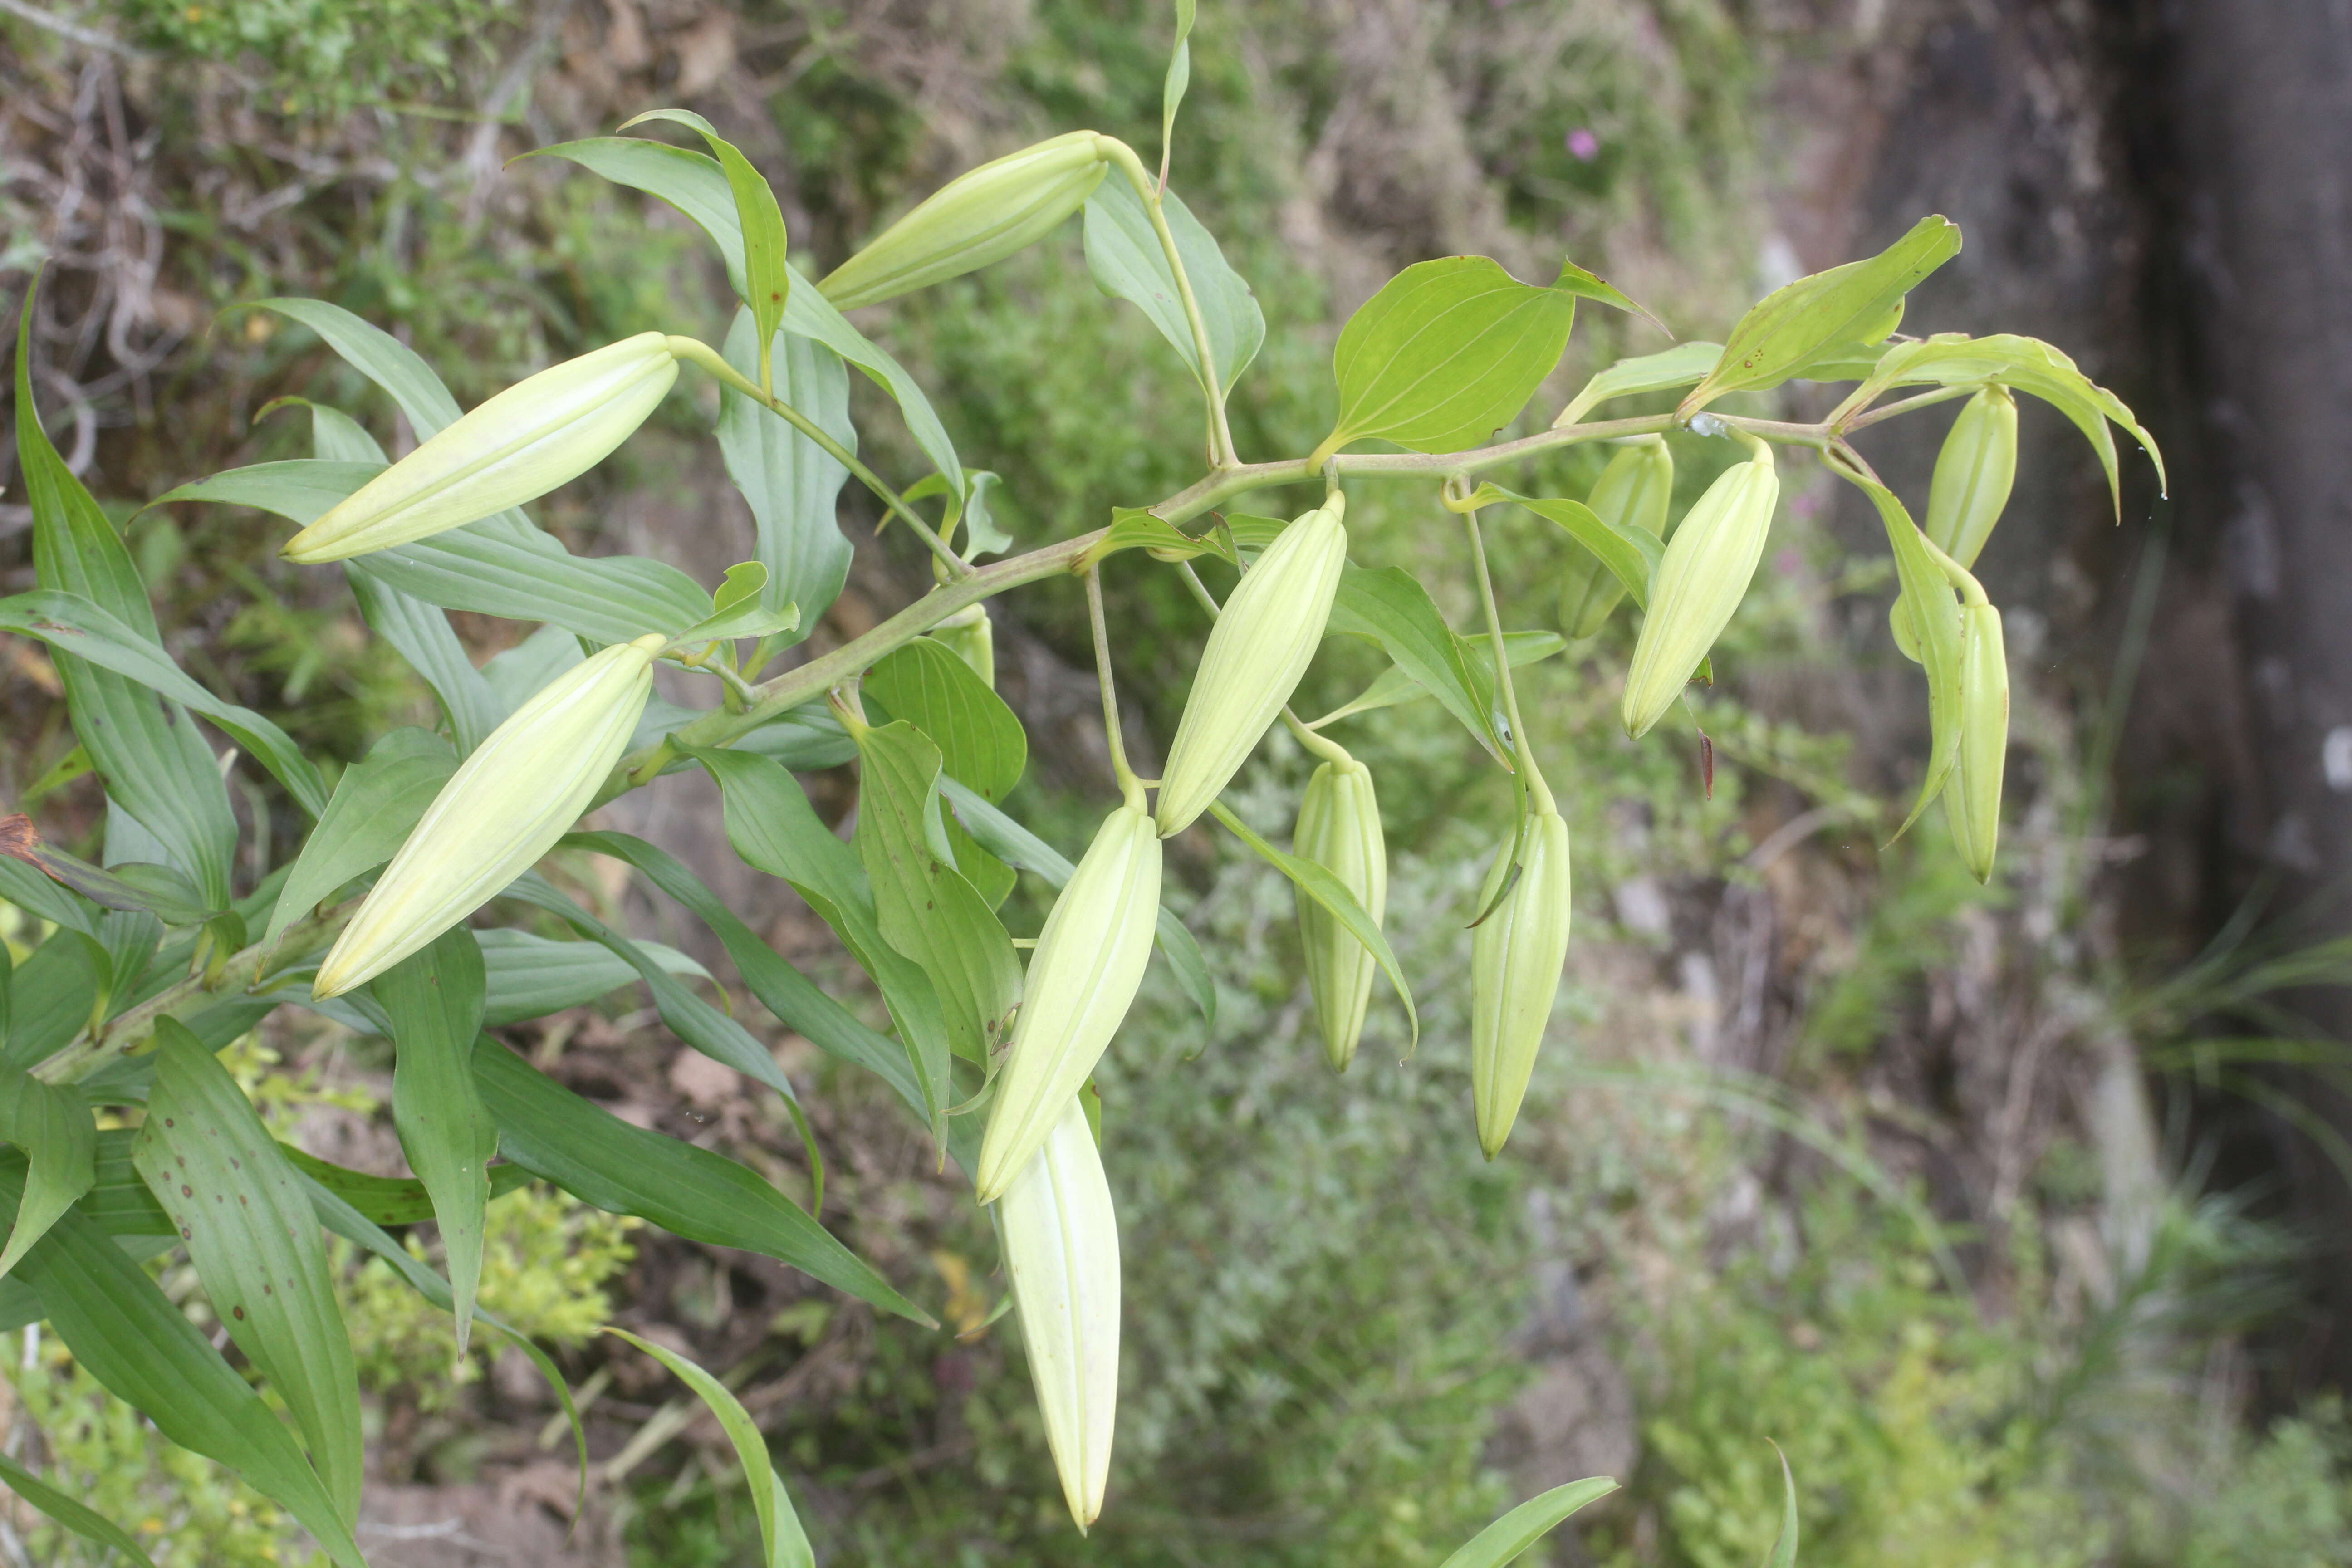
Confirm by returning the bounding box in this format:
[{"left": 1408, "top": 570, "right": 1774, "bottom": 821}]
[
  {"left": 1560, "top": 437, "right": 1673, "bottom": 640},
  {"left": 932, "top": 604, "right": 996, "bottom": 686},
  {"left": 1620, "top": 445, "right": 1779, "bottom": 739},
  {"left": 1946, "top": 602, "right": 2009, "bottom": 882},
  {"left": 1924, "top": 386, "right": 2017, "bottom": 568},
  {"left": 975, "top": 804, "right": 1161, "bottom": 1204},
  {"left": 283, "top": 334, "right": 678, "bottom": 564},
  {"left": 312, "top": 633, "right": 667, "bottom": 997},
  {"left": 819, "top": 132, "right": 1110, "bottom": 311},
  {"left": 1471, "top": 794, "right": 1573, "bottom": 1160},
  {"left": 1294, "top": 756, "right": 1387, "bottom": 1073},
  {"left": 999, "top": 1100, "right": 1120, "bottom": 1533},
  {"left": 1155, "top": 497, "right": 1350, "bottom": 836}
]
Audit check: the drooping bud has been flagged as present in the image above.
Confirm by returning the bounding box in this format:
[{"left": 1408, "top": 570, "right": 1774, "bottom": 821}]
[
  {"left": 999, "top": 1099, "right": 1121, "bottom": 1533},
  {"left": 283, "top": 334, "right": 679, "bottom": 564},
  {"left": 1293, "top": 755, "right": 1387, "bottom": 1073},
  {"left": 312, "top": 633, "right": 667, "bottom": 997},
  {"left": 1945, "top": 602, "right": 2009, "bottom": 882},
  {"left": 1559, "top": 437, "right": 1673, "bottom": 640},
  {"left": 1470, "top": 792, "right": 1572, "bottom": 1160},
  {"left": 818, "top": 132, "right": 1110, "bottom": 311},
  {"left": 1155, "top": 497, "right": 1350, "bottom": 836},
  {"left": 1924, "top": 386, "right": 2017, "bottom": 568},
  {"left": 1620, "top": 444, "right": 1779, "bottom": 739},
  {"left": 932, "top": 603, "right": 996, "bottom": 686},
  {"left": 975, "top": 804, "right": 1161, "bottom": 1204}
]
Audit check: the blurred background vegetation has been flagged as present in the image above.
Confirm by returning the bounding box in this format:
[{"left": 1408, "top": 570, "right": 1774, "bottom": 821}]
[{"left": 4, "top": 0, "right": 2350, "bottom": 1564}]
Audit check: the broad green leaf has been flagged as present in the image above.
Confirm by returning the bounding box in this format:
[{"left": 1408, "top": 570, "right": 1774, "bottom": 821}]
[
  {"left": 1311, "top": 630, "right": 1564, "bottom": 728},
  {"left": 1555, "top": 340, "right": 1723, "bottom": 425},
  {"left": 850, "top": 722, "right": 1023, "bottom": 1102},
  {"left": 1764, "top": 1442, "right": 1799, "bottom": 1568},
  {"left": 1077, "top": 504, "right": 1237, "bottom": 569},
  {"left": 1083, "top": 174, "right": 1264, "bottom": 396},
  {"left": 1161, "top": 0, "right": 1197, "bottom": 172},
  {"left": 865, "top": 637, "right": 1028, "bottom": 905},
  {"left": 377, "top": 927, "right": 496, "bottom": 1350},
  {"left": 1436, "top": 1476, "right": 1619, "bottom": 1568},
  {"left": 1312, "top": 256, "right": 1580, "bottom": 464},
  {"left": 0, "top": 850, "right": 99, "bottom": 937},
  {"left": 716, "top": 307, "right": 855, "bottom": 633},
  {"left": 1206, "top": 802, "right": 1417, "bottom": 1049},
  {"left": 1682, "top": 215, "right": 1960, "bottom": 414},
  {"left": 1461, "top": 481, "right": 1662, "bottom": 607},
  {"left": 938, "top": 776, "right": 1216, "bottom": 1029},
  {"left": 623, "top": 111, "right": 793, "bottom": 390},
  {"left": 0, "top": 1446, "right": 162, "bottom": 1567},
  {"left": 0, "top": 1068, "right": 94, "bottom": 1279},
  {"left": 283, "top": 1143, "right": 533, "bottom": 1225},
  {"left": 611, "top": 1329, "right": 818, "bottom": 1568},
  {"left": 134, "top": 1021, "right": 366, "bottom": 1527},
  {"left": 264, "top": 727, "right": 456, "bottom": 946},
  {"left": 473, "top": 1039, "right": 932, "bottom": 1325},
  {"left": 474, "top": 927, "right": 708, "bottom": 1027},
  {"left": 0, "top": 936, "right": 101, "bottom": 1070},
  {"left": 1328, "top": 565, "right": 1509, "bottom": 764}
]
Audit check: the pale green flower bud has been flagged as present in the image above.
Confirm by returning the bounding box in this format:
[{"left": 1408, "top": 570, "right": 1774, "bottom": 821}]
[
  {"left": 1294, "top": 756, "right": 1387, "bottom": 1073},
  {"left": 1155, "top": 497, "right": 1350, "bottom": 836},
  {"left": 1471, "top": 795, "right": 1572, "bottom": 1160},
  {"left": 999, "top": 1099, "right": 1121, "bottom": 1533},
  {"left": 1559, "top": 437, "right": 1673, "bottom": 640},
  {"left": 312, "top": 633, "right": 667, "bottom": 997},
  {"left": 1924, "top": 386, "right": 2018, "bottom": 568},
  {"left": 1620, "top": 446, "right": 1779, "bottom": 739},
  {"left": 975, "top": 804, "right": 1161, "bottom": 1204},
  {"left": 818, "top": 132, "right": 1111, "bottom": 311},
  {"left": 283, "top": 333, "right": 679, "bottom": 564},
  {"left": 932, "top": 604, "right": 996, "bottom": 686},
  {"left": 1945, "top": 602, "right": 2009, "bottom": 882}
]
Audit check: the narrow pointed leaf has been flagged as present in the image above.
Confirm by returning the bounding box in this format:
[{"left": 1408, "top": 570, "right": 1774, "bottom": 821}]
[
  {"left": 716, "top": 308, "right": 854, "bottom": 631},
  {"left": 1083, "top": 173, "right": 1264, "bottom": 395},
  {"left": 1764, "top": 1443, "right": 1799, "bottom": 1568},
  {"left": 1311, "top": 631, "right": 1563, "bottom": 728},
  {"left": 264, "top": 727, "right": 456, "bottom": 945},
  {"left": 622, "top": 111, "right": 792, "bottom": 388},
  {"left": 864, "top": 637, "right": 1026, "bottom": 904},
  {"left": 0, "top": 1447, "right": 162, "bottom": 1568},
  {"left": 1462, "top": 481, "right": 1662, "bottom": 607},
  {"left": 0, "top": 1069, "right": 94, "bottom": 1279},
  {"left": 1328, "top": 565, "right": 1509, "bottom": 764},
  {"left": 610, "top": 1330, "right": 817, "bottom": 1568},
  {"left": 377, "top": 926, "right": 495, "bottom": 1350},
  {"left": 1436, "top": 1477, "right": 1619, "bottom": 1568}
]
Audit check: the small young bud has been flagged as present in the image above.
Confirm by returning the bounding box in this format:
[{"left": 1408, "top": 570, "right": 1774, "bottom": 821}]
[
  {"left": 1559, "top": 437, "right": 1673, "bottom": 639},
  {"left": 1471, "top": 799, "right": 1573, "bottom": 1159},
  {"left": 1155, "top": 497, "right": 1350, "bottom": 836},
  {"left": 975, "top": 804, "right": 1161, "bottom": 1204},
  {"left": 999, "top": 1099, "right": 1121, "bottom": 1533},
  {"left": 1946, "top": 602, "right": 2009, "bottom": 882},
  {"left": 1620, "top": 446, "right": 1779, "bottom": 739},
  {"left": 818, "top": 132, "right": 1110, "bottom": 311},
  {"left": 1294, "top": 756, "right": 1388, "bottom": 1073},
  {"left": 283, "top": 334, "right": 679, "bottom": 564},
  {"left": 312, "top": 634, "right": 667, "bottom": 997},
  {"left": 1924, "top": 386, "right": 2018, "bottom": 568}
]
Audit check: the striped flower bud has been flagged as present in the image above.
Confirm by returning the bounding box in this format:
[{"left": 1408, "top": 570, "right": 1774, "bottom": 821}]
[
  {"left": 1294, "top": 755, "right": 1387, "bottom": 1073},
  {"left": 312, "top": 633, "right": 667, "bottom": 997},
  {"left": 1924, "top": 386, "right": 2018, "bottom": 568},
  {"left": 975, "top": 804, "right": 1161, "bottom": 1204},
  {"left": 1945, "top": 602, "right": 2009, "bottom": 883},
  {"left": 1559, "top": 437, "right": 1673, "bottom": 640},
  {"left": 932, "top": 604, "right": 996, "bottom": 686},
  {"left": 818, "top": 132, "right": 1110, "bottom": 311},
  {"left": 1155, "top": 497, "right": 1350, "bottom": 837},
  {"left": 999, "top": 1099, "right": 1121, "bottom": 1533},
  {"left": 283, "top": 334, "right": 679, "bottom": 564},
  {"left": 1620, "top": 445, "right": 1779, "bottom": 739},
  {"left": 1470, "top": 786, "right": 1572, "bottom": 1160}
]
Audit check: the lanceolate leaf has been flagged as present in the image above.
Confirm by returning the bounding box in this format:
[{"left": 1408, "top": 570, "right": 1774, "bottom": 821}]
[
  {"left": 265, "top": 726, "right": 455, "bottom": 946},
  {"left": 133, "top": 1021, "right": 366, "bottom": 1528},
  {"left": 472, "top": 1039, "right": 933, "bottom": 1325},
  {"left": 1460, "top": 481, "right": 1662, "bottom": 607},
  {"left": 1328, "top": 565, "right": 1509, "bottom": 765},
  {"left": 1554, "top": 339, "right": 1723, "bottom": 425},
  {"left": 1077, "top": 505, "right": 1238, "bottom": 570},
  {"left": 1765, "top": 1443, "right": 1800, "bottom": 1568},
  {"left": 1161, "top": 0, "right": 1197, "bottom": 172},
  {"left": 1309, "top": 631, "right": 1565, "bottom": 729},
  {"left": 622, "top": 111, "right": 793, "bottom": 390},
  {"left": 377, "top": 927, "right": 496, "bottom": 1351},
  {"left": 865, "top": 636, "right": 1028, "bottom": 905},
  {"left": 1083, "top": 173, "right": 1264, "bottom": 395},
  {"left": 1436, "top": 1477, "right": 1619, "bottom": 1568},
  {"left": 0, "top": 1068, "right": 94, "bottom": 1279},
  {"left": 474, "top": 928, "right": 709, "bottom": 1027},
  {"left": 0, "top": 1447, "right": 162, "bottom": 1568},
  {"left": 610, "top": 1330, "right": 818, "bottom": 1568},
  {"left": 716, "top": 307, "right": 854, "bottom": 632}
]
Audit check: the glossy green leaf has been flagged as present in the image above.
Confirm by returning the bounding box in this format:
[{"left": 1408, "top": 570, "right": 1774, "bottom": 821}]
[
  {"left": 1555, "top": 340, "right": 1722, "bottom": 425},
  {"left": 134, "top": 1021, "right": 366, "bottom": 1528},
  {"left": 1207, "top": 802, "right": 1416, "bottom": 1049},
  {"left": 622, "top": 111, "right": 792, "bottom": 390},
  {"left": 1764, "top": 1443, "right": 1799, "bottom": 1568},
  {"left": 1436, "top": 1476, "right": 1619, "bottom": 1568},
  {"left": 1311, "top": 630, "right": 1564, "bottom": 728},
  {"left": 715, "top": 308, "right": 855, "bottom": 633},
  {"left": 1682, "top": 215, "right": 1960, "bottom": 414},
  {"left": 377, "top": 926, "right": 495, "bottom": 1350},
  {"left": 865, "top": 637, "right": 1027, "bottom": 904},
  {"left": 611, "top": 1329, "right": 817, "bottom": 1568},
  {"left": 1083, "top": 173, "right": 1264, "bottom": 396},
  {"left": 0, "top": 1068, "right": 94, "bottom": 1279},
  {"left": 474, "top": 927, "right": 708, "bottom": 1026},
  {"left": 264, "top": 727, "right": 455, "bottom": 946},
  {"left": 473, "top": 1039, "right": 932, "bottom": 1325},
  {"left": 1312, "top": 256, "right": 1580, "bottom": 464},
  {"left": 1462, "top": 480, "right": 1662, "bottom": 608},
  {"left": 1328, "top": 565, "right": 1509, "bottom": 764},
  {"left": 0, "top": 1446, "right": 162, "bottom": 1567}
]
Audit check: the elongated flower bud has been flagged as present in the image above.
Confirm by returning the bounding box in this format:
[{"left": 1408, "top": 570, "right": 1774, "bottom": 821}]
[
  {"left": 933, "top": 604, "right": 996, "bottom": 686},
  {"left": 1945, "top": 602, "right": 2009, "bottom": 882},
  {"left": 1000, "top": 1099, "right": 1120, "bottom": 1532},
  {"left": 1620, "top": 446, "right": 1779, "bottom": 738},
  {"left": 1155, "top": 497, "right": 1350, "bottom": 836},
  {"left": 312, "top": 634, "right": 666, "bottom": 997},
  {"left": 1471, "top": 795, "right": 1572, "bottom": 1160},
  {"left": 1559, "top": 437, "right": 1673, "bottom": 640},
  {"left": 284, "top": 334, "right": 679, "bottom": 564},
  {"left": 819, "top": 132, "right": 1110, "bottom": 311},
  {"left": 975, "top": 804, "right": 1161, "bottom": 1204},
  {"left": 1294, "top": 756, "right": 1387, "bottom": 1073},
  {"left": 1924, "top": 386, "right": 2017, "bottom": 568}
]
